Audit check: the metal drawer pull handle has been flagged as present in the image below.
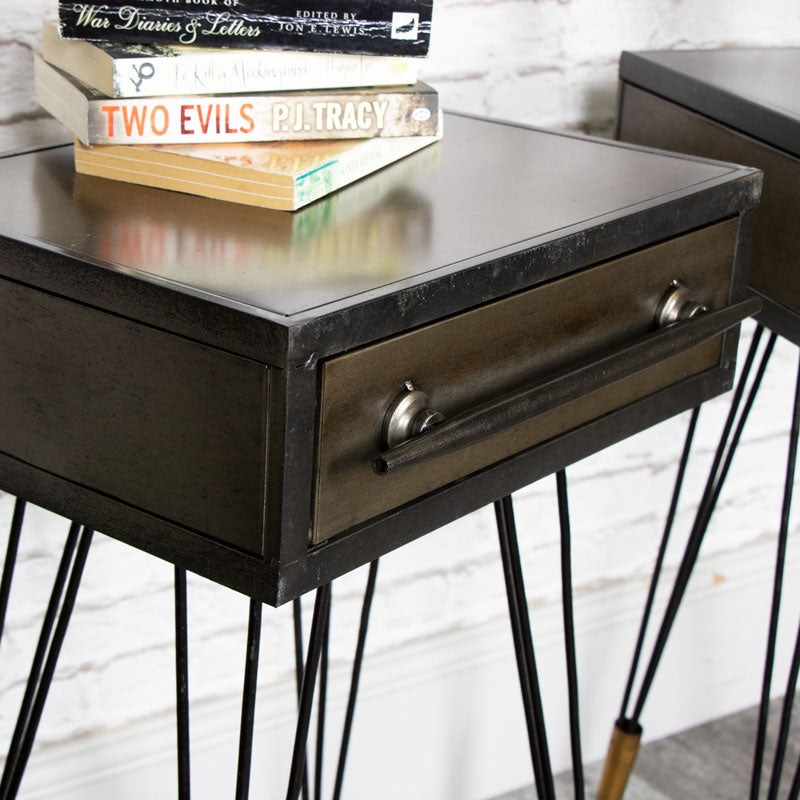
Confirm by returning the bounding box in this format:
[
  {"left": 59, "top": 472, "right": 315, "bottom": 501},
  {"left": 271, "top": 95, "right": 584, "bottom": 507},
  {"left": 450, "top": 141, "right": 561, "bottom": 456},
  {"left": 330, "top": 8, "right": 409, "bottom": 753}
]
[{"left": 373, "top": 294, "right": 761, "bottom": 475}]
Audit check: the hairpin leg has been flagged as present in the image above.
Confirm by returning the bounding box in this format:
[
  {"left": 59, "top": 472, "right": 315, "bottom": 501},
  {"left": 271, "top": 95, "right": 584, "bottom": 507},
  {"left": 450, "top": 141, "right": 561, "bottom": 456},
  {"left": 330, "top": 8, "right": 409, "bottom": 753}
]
[
  {"left": 234, "top": 598, "right": 263, "bottom": 800},
  {"left": 314, "top": 594, "right": 331, "bottom": 800},
  {"left": 332, "top": 559, "right": 379, "bottom": 800},
  {"left": 495, "top": 494, "right": 556, "bottom": 800},
  {"left": 618, "top": 405, "right": 701, "bottom": 721},
  {"left": 598, "top": 326, "right": 773, "bottom": 800},
  {"left": 0, "top": 524, "right": 93, "bottom": 800},
  {"left": 787, "top": 744, "right": 800, "bottom": 800},
  {"left": 751, "top": 349, "right": 800, "bottom": 800},
  {"left": 292, "top": 598, "right": 310, "bottom": 800},
  {"left": 764, "top": 614, "right": 800, "bottom": 800},
  {"left": 557, "top": 471, "right": 584, "bottom": 800},
  {"left": 594, "top": 406, "right": 699, "bottom": 800},
  {"left": 286, "top": 584, "right": 332, "bottom": 800},
  {"left": 174, "top": 566, "right": 191, "bottom": 800},
  {"left": 0, "top": 499, "right": 26, "bottom": 650},
  {"left": 633, "top": 331, "right": 775, "bottom": 720}
]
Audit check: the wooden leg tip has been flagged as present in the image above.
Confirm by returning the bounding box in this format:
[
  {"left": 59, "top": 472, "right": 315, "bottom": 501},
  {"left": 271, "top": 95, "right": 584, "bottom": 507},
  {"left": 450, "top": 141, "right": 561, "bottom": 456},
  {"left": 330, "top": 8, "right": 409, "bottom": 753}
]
[{"left": 596, "top": 719, "right": 642, "bottom": 800}]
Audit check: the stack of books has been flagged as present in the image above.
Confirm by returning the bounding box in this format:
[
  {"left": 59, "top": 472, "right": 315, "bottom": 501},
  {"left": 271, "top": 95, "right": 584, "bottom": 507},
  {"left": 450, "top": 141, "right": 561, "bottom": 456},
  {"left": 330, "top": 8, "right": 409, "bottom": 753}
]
[{"left": 35, "top": 1, "right": 440, "bottom": 211}]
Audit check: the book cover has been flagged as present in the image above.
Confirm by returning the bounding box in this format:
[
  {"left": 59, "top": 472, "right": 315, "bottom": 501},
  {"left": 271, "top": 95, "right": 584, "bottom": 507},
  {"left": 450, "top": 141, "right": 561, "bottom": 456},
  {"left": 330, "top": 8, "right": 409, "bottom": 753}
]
[
  {"left": 42, "top": 19, "right": 418, "bottom": 98},
  {"left": 58, "top": 1, "right": 433, "bottom": 57},
  {"left": 35, "top": 56, "right": 439, "bottom": 145},
  {"left": 73, "top": 121, "right": 442, "bottom": 210}
]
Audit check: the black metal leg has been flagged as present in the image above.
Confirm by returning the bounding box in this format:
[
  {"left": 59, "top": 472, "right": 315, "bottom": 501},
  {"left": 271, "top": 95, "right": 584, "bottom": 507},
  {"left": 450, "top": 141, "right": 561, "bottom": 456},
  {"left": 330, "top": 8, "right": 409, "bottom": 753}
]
[
  {"left": 0, "top": 499, "right": 26, "bottom": 650},
  {"left": 788, "top": 747, "right": 800, "bottom": 800},
  {"left": 174, "top": 566, "right": 190, "bottom": 800},
  {"left": 332, "top": 559, "right": 379, "bottom": 800},
  {"left": 286, "top": 584, "right": 332, "bottom": 800},
  {"left": 557, "top": 471, "right": 584, "bottom": 800},
  {"left": 293, "top": 597, "right": 305, "bottom": 696},
  {"left": 314, "top": 594, "right": 331, "bottom": 800},
  {"left": 234, "top": 598, "right": 262, "bottom": 800},
  {"left": 0, "top": 524, "right": 93, "bottom": 800},
  {"left": 0, "top": 521, "right": 81, "bottom": 799},
  {"left": 618, "top": 405, "right": 700, "bottom": 720},
  {"left": 631, "top": 328, "right": 775, "bottom": 722},
  {"left": 765, "top": 614, "right": 800, "bottom": 800},
  {"left": 750, "top": 348, "right": 800, "bottom": 800},
  {"left": 598, "top": 329, "right": 770, "bottom": 800},
  {"left": 495, "top": 494, "right": 556, "bottom": 800},
  {"left": 292, "top": 598, "right": 310, "bottom": 800}
]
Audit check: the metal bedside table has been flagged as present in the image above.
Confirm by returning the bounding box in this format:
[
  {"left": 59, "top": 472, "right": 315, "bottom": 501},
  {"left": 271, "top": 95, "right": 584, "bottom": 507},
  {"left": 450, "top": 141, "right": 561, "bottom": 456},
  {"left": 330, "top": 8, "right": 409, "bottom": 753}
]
[
  {"left": 0, "top": 111, "right": 761, "bottom": 799},
  {"left": 606, "top": 47, "right": 800, "bottom": 800}
]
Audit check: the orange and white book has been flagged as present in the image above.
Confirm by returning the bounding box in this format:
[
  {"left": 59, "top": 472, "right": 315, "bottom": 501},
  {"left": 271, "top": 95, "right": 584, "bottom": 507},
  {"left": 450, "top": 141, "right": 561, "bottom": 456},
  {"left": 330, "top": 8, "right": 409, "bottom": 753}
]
[
  {"left": 74, "top": 119, "right": 442, "bottom": 211},
  {"left": 35, "top": 55, "right": 439, "bottom": 145}
]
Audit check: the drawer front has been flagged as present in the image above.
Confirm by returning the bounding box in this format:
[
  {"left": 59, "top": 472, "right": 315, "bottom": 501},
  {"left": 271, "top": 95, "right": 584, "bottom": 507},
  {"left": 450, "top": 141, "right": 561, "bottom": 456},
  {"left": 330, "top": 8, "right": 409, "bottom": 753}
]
[
  {"left": 0, "top": 279, "right": 269, "bottom": 556},
  {"left": 619, "top": 82, "right": 800, "bottom": 315},
  {"left": 314, "top": 219, "right": 738, "bottom": 543}
]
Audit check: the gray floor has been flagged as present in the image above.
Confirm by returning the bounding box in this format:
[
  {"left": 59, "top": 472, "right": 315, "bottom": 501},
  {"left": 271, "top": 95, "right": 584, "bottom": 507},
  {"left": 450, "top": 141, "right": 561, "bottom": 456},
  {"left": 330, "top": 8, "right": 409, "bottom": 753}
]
[{"left": 493, "top": 698, "right": 800, "bottom": 799}]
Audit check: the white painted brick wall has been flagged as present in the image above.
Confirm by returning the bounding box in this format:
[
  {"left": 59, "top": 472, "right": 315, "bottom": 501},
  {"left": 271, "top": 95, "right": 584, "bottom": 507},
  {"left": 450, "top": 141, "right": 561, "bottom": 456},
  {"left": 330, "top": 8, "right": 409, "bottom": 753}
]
[{"left": 2, "top": 1, "right": 800, "bottom": 796}]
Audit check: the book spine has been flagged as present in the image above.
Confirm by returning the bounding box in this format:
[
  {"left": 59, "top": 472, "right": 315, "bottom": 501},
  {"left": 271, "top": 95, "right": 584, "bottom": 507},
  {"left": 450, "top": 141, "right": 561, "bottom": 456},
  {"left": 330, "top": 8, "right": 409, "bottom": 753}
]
[
  {"left": 109, "top": 53, "right": 418, "bottom": 98},
  {"left": 83, "top": 88, "right": 439, "bottom": 144},
  {"left": 34, "top": 56, "right": 91, "bottom": 143},
  {"left": 58, "top": 1, "right": 433, "bottom": 57}
]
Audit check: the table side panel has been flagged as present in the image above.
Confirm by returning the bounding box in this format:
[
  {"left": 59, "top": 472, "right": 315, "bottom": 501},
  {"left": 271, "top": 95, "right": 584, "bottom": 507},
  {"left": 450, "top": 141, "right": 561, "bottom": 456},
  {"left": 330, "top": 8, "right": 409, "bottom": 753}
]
[
  {"left": 0, "top": 278, "right": 270, "bottom": 556},
  {"left": 618, "top": 82, "right": 800, "bottom": 318},
  {"left": 313, "top": 219, "right": 737, "bottom": 543}
]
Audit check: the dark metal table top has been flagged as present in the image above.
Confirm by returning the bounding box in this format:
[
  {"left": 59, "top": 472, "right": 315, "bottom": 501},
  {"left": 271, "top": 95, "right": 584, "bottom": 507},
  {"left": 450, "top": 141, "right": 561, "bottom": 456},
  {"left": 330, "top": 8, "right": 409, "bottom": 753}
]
[
  {"left": 620, "top": 48, "right": 800, "bottom": 159},
  {"left": 0, "top": 112, "right": 757, "bottom": 365}
]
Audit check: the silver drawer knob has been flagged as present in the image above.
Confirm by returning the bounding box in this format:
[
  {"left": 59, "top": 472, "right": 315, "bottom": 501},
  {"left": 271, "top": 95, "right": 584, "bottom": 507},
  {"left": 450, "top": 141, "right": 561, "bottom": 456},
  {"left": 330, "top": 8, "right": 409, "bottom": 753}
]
[
  {"left": 381, "top": 380, "right": 445, "bottom": 449},
  {"left": 656, "top": 280, "right": 708, "bottom": 328}
]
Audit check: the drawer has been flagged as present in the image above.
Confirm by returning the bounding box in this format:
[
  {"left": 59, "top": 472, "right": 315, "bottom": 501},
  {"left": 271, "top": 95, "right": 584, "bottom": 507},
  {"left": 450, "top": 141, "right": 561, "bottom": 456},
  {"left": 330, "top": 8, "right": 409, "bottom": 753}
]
[{"left": 313, "top": 219, "right": 739, "bottom": 543}]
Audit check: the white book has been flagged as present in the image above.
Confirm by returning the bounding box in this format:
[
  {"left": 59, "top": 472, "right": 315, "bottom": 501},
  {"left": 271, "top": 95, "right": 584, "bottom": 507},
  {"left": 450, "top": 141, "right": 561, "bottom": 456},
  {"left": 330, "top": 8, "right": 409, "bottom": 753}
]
[{"left": 41, "top": 19, "right": 418, "bottom": 98}]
